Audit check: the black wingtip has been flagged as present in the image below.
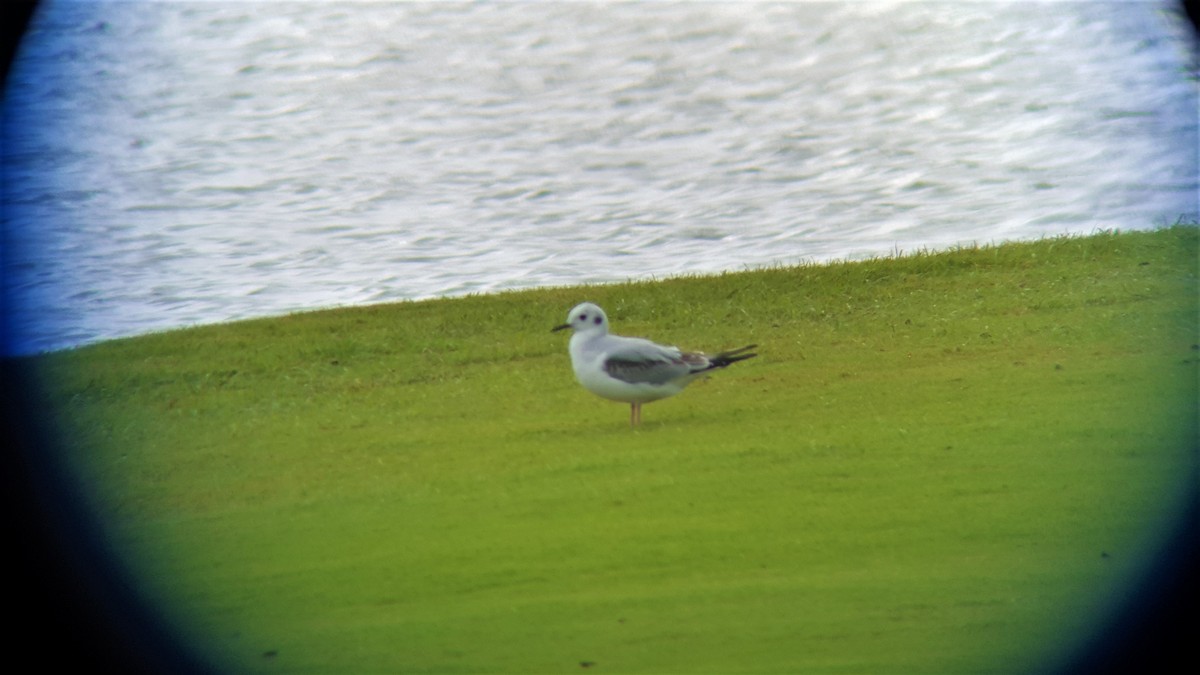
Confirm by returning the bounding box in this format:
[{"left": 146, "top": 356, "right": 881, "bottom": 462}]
[
  {"left": 710, "top": 345, "right": 758, "bottom": 368},
  {"left": 720, "top": 344, "right": 758, "bottom": 357}
]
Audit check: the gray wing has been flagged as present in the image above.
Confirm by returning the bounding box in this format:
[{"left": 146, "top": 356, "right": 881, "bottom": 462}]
[{"left": 602, "top": 339, "right": 692, "bottom": 385}]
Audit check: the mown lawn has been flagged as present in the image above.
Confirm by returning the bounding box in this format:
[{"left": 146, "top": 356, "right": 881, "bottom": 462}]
[{"left": 30, "top": 227, "right": 1198, "bottom": 673}]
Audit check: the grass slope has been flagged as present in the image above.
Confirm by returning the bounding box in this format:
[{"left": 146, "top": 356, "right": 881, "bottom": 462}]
[{"left": 31, "top": 227, "right": 1198, "bottom": 674}]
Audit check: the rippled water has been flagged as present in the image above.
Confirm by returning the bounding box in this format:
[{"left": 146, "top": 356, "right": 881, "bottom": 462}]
[{"left": 3, "top": 1, "right": 1197, "bottom": 354}]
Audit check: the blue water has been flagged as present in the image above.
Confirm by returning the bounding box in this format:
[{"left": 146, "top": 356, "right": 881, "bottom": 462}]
[{"left": 3, "top": 1, "right": 1197, "bottom": 354}]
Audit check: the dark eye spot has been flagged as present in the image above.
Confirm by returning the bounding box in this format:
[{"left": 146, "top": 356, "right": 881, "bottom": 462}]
[
  {"left": 579, "top": 314, "right": 588, "bottom": 322},
  {"left": 594, "top": 316, "right": 602, "bottom": 325}
]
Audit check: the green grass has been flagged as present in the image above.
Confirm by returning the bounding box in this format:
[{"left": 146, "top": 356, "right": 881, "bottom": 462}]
[{"left": 30, "top": 227, "right": 1198, "bottom": 673}]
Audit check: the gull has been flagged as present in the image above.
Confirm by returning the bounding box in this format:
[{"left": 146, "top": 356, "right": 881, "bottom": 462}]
[{"left": 552, "top": 302, "right": 757, "bottom": 427}]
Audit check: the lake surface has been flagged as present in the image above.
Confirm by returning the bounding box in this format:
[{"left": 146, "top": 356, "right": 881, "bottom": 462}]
[{"left": 3, "top": 1, "right": 1197, "bottom": 354}]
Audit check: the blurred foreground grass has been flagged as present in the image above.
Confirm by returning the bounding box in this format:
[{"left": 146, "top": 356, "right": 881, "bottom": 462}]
[{"left": 32, "top": 227, "right": 1197, "bottom": 673}]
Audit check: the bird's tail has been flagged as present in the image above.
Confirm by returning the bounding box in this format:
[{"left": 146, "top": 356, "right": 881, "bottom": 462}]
[{"left": 707, "top": 344, "right": 758, "bottom": 369}]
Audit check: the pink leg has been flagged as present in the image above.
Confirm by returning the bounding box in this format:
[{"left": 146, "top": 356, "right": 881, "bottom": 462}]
[{"left": 630, "top": 402, "right": 642, "bottom": 427}]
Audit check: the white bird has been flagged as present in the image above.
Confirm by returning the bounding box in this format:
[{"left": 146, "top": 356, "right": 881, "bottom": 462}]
[{"left": 552, "top": 302, "right": 757, "bottom": 427}]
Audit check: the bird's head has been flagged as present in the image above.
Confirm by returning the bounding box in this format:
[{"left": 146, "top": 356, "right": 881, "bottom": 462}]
[{"left": 551, "top": 302, "right": 609, "bottom": 335}]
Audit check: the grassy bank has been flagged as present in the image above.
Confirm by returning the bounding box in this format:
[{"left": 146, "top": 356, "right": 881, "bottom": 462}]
[{"left": 30, "top": 227, "right": 1198, "bottom": 673}]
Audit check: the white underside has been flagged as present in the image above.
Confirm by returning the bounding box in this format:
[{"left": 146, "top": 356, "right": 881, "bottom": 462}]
[{"left": 576, "top": 363, "right": 694, "bottom": 403}]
